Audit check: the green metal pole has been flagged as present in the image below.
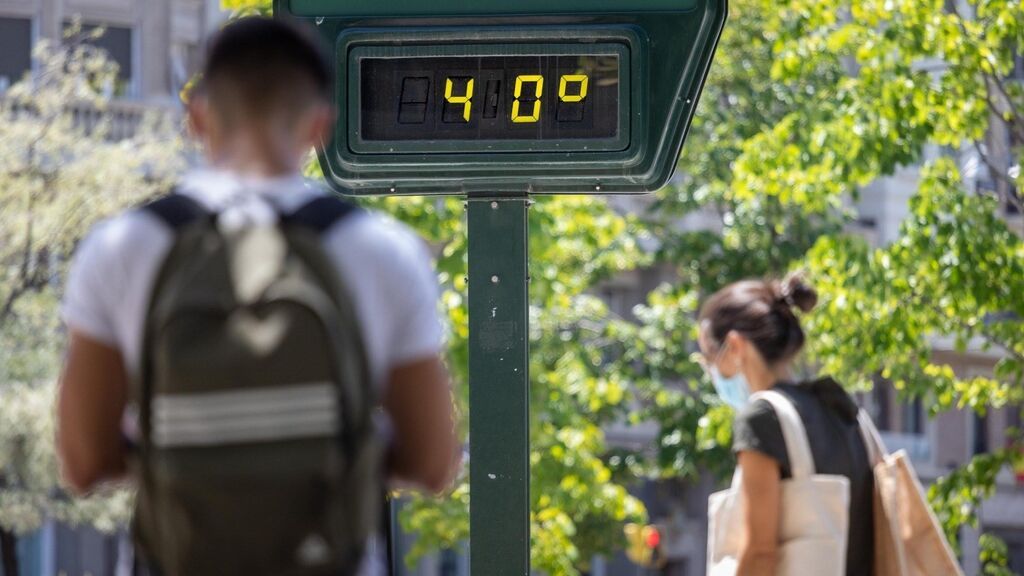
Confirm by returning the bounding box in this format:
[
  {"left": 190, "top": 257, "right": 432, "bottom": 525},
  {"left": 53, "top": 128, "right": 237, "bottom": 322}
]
[{"left": 468, "top": 197, "right": 530, "bottom": 576}]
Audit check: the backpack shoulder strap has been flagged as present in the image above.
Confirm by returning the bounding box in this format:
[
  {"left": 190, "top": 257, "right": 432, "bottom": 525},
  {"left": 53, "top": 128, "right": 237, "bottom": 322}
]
[
  {"left": 136, "top": 191, "right": 210, "bottom": 452},
  {"left": 143, "top": 191, "right": 209, "bottom": 230},
  {"left": 749, "top": 390, "right": 817, "bottom": 478},
  {"left": 283, "top": 195, "right": 360, "bottom": 234}
]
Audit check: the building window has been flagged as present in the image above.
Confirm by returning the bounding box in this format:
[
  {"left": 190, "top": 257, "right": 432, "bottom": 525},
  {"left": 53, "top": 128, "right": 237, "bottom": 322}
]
[
  {"left": 902, "top": 397, "right": 924, "bottom": 435},
  {"left": 0, "top": 17, "right": 32, "bottom": 92},
  {"left": 64, "top": 21, "right": 134, "bottom": 96},
  {"left": 872, "top": 376, "right": 894, "bottom": 431},
  {"left": 600, "top": 285, "right": 636, "bottom": 319},
  {"left": 991, "top": 529, "right": 1024, "bottom": 574},
  {"left": 972, "top": 413, "right": 990, "bottom": 455},
  {"left": 439, "top": 548, "right": 460, "bottom": 576}
]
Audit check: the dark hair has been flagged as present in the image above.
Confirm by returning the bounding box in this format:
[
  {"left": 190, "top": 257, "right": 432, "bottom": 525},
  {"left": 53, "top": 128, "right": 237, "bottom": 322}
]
[
  {"left": 698, "top": 273, "right": 818, "bottom": 365},
  {"left": 201, "top": 17, "right": 332, "bottom": 122}
]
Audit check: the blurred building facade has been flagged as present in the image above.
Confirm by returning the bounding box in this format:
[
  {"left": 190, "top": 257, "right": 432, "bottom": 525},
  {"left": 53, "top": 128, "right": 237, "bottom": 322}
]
[{"left": 0, "top": 0, "right": 224, "bottom": 101}]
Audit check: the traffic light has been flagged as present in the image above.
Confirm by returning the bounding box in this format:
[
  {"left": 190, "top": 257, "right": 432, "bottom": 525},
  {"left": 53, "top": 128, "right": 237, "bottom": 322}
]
[{"left": 624, "top": 522, "right": 667, "bottom": 569}]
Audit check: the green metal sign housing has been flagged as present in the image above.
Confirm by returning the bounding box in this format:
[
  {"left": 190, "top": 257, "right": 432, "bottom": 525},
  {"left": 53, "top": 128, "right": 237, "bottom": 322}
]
[
  {"left": 274, "top": 3, "right": 725, "bottom": 576},
  {"left": 276, "top": 0, "right": 726, "bottom": 195}
]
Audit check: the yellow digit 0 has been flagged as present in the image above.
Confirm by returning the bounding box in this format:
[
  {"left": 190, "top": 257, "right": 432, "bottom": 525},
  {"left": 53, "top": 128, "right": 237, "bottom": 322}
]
[
  {"left": 511, "top": 75, "right": 544, "bottom": 123},
  {"left": 444, "top": 77, "right": 474, "bottom": 122},
  {"left": 558, "top": 74, "right": 589, "bottom": 103}
]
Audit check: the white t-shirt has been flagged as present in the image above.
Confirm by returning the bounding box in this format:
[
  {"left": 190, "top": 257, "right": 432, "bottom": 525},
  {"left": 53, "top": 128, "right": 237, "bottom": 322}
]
[
  {"left": 63, "top": 167, "right": 443, "bottom": 387},
  {"left": 62, "top": 168, "right": 444, "bottom": 576}
]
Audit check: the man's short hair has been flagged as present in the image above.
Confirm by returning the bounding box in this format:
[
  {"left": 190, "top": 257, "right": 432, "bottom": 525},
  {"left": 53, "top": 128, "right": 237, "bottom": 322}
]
[{"left": 202, "top": 17, "right": 332, "bottom": 125}]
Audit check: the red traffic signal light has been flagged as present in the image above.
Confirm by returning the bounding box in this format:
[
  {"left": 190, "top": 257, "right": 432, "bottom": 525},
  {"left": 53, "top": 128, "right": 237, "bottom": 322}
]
[
  {"left": 645, "top": 526, "right": 661, "bottom": 549},
  {"left": 625, "top": 523, "right": 667, "bottom": 568}
]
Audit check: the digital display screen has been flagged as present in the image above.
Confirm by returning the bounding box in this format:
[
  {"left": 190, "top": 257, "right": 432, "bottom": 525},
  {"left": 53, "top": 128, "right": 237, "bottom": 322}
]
[{"left": 358, "top": 54, "right": 621, "bottom": 144}]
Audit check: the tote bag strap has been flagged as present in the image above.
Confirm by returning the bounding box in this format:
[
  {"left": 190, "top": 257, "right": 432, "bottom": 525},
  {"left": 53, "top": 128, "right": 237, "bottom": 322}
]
[
  {"left": 857, "top": 410, "right": 889, "bottom": 466},
  {"left": 749, "top": 390, "right": 816, "bottom": 478}
]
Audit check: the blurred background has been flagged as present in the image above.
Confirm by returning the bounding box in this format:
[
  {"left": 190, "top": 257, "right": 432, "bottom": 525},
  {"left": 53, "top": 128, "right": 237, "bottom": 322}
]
[{"left": 0, "top": 0, "right": 1022, "bottom": 575}]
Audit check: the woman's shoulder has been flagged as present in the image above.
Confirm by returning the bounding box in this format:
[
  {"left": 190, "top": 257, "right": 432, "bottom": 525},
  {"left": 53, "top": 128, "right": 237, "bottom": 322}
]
[
  {"left": 736, "top": 394, "right": 779, "bottom": 424},
  {"left": 734, "top": 394, "right": 785, "bottom": 444},
  {"left": 794, "top": 377, "right": 860, "bottom": 422},
  {"left": 741, "top": 377, "right": 858, "bottom": 425},
  {"left": 737, "top": 381, "right": 814, "bottom": 421},
  {"left": 732, "top": 394, "right": 791, "bottom": 474}
]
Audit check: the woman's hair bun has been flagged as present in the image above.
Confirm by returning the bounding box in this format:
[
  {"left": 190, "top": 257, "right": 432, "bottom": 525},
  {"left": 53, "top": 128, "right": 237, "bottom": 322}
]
[
  {"left": 779, "top": 273, "right": 817, "bottom": 313},
  {"left": 699, "top": 275, "right": 815, "bottom": 364}
]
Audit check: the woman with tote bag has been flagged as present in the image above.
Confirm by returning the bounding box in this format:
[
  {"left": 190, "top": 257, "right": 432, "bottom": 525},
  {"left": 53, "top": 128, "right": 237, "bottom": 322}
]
[{"left": 698, "top": 275, "right": 876, "bottom": 576}]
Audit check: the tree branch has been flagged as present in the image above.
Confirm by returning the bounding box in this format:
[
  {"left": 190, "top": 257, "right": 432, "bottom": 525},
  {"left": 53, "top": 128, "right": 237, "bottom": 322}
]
[
  {"left": 975, "top": 321, "right": 1024, "bottom": 366},
  {"left": 0, "top": 283, "right": 31, "bottom": 324},
  {"left": 1, "top": 528, "right": 18, "bottom": 576},
  {"left": 0, "top": 252, "right": 49, "bottom": 325},
  {"left": 909, "top": 287, "right": 1024, "bottom": 367},
  {"left": 0, "top": 188, "right": 37, "bottom": 325},
  {"left": 972, "top": 140, "right": 1024, "bottom": 215},
  {"left": 984, "top": 72, "right": 1024, "bottom": 143},
  {"left": 949, "top": 3, "right": 1024, "bottom": 141}
]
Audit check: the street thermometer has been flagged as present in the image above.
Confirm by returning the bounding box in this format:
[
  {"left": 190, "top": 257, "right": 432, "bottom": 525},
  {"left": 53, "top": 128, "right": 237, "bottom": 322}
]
[{"left": 275, "top": 0, "right": 726, "bottom": 572}]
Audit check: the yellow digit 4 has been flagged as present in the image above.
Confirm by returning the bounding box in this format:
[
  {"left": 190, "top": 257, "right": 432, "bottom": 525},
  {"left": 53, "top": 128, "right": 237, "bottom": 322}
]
[
  {"left": 445, "top": 77, "right": 474, "bottom": 122},
  {"left": 558, "top": 74, "right": 589, "bottom": 103},
  {"left": 511, "top": 75, "right": 544, "bottom": 123}
]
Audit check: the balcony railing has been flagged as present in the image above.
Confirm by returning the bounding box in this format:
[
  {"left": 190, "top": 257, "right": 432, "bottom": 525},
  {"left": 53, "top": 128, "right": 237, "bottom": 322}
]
[
  {"left": 879, "top": 431, "right": 933, "bottom": 465},
  {"left": 2, "top": 96, "right": 178, "bottom": 141},
  {"left": 68, "top": 99, "right": 161, "bottom": 140}
]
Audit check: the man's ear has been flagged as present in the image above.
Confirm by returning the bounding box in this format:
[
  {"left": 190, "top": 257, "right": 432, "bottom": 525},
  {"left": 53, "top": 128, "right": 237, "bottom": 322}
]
[
  {"left": 187, "top": 94, "right": 211, "bottom": 141},
  {"left": 306, "top": 102, "right": 336, "bottom": 148}
]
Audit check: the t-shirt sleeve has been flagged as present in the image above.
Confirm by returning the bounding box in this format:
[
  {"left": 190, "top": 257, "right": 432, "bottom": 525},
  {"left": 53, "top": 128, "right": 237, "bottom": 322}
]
[
  {"left": 733, "top": 398, "right": 792, "bottom": 478},
  {"left": 362, "top": 217, "right": 446, "bottom": 364},
  {"left": 381, "top": 225, "right": 445, "bottom": 367},
  {"left": 61, "top": 222, "right": 123, "bottom": 347}
]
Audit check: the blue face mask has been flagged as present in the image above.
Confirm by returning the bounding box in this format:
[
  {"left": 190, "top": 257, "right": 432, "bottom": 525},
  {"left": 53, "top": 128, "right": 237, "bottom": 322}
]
[{"left": 709, "top": 366, "right": 751, "bottom": 410}]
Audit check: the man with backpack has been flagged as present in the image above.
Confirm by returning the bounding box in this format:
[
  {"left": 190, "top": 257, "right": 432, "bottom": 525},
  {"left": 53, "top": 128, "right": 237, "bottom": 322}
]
[{"left": 56, "top": 17, "right": 460, "bottom": 575}]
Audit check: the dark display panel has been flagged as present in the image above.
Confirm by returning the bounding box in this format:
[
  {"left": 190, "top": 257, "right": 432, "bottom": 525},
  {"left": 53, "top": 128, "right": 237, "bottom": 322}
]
[{"left": 359, "top": 54, "right": 620, "bottom": 142}]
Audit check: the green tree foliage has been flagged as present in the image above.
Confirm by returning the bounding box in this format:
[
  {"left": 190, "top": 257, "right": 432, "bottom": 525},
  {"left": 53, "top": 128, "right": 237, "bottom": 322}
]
[
  {"left": 757, "top": 0, "right": 1024, "bottom": 548},
  {"left": 624, "top": 0, "right": 849, "bottom": 485},
  {"left": 0, "top": 27, "right": 183, "bottom": 537},
  {"left": 373, "top": 195, "right": 652, "bottom": 574},
  {"left": 982, "top": 532, "right": 1018, "bottom": 576},
  {"left": 220, "top": 0, "right": 272, "bottom": 16},
  {"left": 591, "top": 0, "right": 1024, "bottom": 564}
]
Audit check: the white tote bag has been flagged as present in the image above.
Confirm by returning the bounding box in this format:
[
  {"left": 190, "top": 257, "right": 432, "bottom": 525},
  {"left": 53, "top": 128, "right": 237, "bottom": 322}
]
[{"left": 707, "top": 390, "right": 851, "bottom": 576}]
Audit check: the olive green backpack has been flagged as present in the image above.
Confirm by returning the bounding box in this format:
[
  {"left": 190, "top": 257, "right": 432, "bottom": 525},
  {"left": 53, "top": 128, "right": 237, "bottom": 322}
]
[{"left": 131, "top": 193, "right": 381, "bottom": 576}]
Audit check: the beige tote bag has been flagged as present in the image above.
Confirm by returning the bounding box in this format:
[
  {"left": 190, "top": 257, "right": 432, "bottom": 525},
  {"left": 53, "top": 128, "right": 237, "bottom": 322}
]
[
  {"left": 857, "top": 412, "right": 965, "bottom": 576},
  {"left": 707, "top": 391, "right": 851, "bottom": 576}
]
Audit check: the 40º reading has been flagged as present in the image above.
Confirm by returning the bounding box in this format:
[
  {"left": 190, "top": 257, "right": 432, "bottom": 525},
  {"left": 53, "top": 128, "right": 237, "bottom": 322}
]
[{"left": 356, "top": 51, "right": 624, "bottom": 150}]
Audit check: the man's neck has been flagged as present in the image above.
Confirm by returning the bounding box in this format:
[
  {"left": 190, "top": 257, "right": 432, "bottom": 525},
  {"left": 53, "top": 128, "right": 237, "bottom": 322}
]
[
  {"left": 212, "top": 156, "right": 302, "bottom": 179},
  {"left": 207, "top": 133, "right": 306, "bottom": 178}
]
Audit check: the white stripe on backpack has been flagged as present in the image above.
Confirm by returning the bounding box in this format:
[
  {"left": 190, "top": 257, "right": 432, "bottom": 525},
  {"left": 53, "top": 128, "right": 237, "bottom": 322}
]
[{"left": 152, "top": 382, "right": 339, "bottom": 447}]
